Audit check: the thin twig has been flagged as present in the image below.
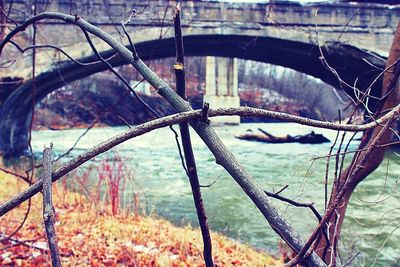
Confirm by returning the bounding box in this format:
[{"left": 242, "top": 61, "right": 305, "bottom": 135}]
[
  {"left": 78, "top": 27, "right": 159, "bottom": 118},
  {"left": 343, "top": 252, "right": 360, "bottom": 267},
  {"left": 265, "top": 187, "right": 331, "bottom": 251},
  {"left": 336, "top": 133, "right": 356, "bottom": 184},
  {"left": 53, "top": 80, "right": 144, "bottom": 162},
  {"left": 325, "top": 129, "right": 340, "bottom": 210},
  {"left": 8, "top": 40, "right": 104, "bottom": 66},
  {"left": 264, "top": 190, "right": 322, "bottom": 221},
  {"left": 28, "top": 0, "right": 37, "bottom": 184},
  {"left": 0, "top": 166, "right": 31, "bottom": 184},
  {"left": 334, "top": 131, "right": 347, "bottom": 189},
  {"left": 200, "top": 175, "right": 222, "bottom": 188},
  {"left": 121, "top": 9, "right": 138, "bottom": 59},
  {"left": 311, "top": 139, "right": 398, "bottom": 161},
  {"left": 0, "top": 6, "right": 17, "bottom": 26},
  {"left": 0, "top": 235, "right": 45, "bottom": 251},
  {"left": 274, "top": 184, "right": 289, "bottom": 195},
  {"left": 0, "top": 199, "right": 31, "bottom": 242}
]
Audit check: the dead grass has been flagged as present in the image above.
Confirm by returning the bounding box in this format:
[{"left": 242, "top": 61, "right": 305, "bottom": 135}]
[{"left": 0, "top": 172, "right": 282, "bottom": 266}]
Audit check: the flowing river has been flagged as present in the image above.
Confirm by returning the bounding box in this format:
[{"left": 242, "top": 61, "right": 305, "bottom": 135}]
[{"left": 32, "top": 123, "right": 400, "bottom": 266}]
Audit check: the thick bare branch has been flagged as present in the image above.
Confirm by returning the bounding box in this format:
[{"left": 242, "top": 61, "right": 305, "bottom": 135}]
[
  {"left": 42, "top": 145, "right": 62, "bottom": 267},
  {"left": 0, "top": 105, "right": 398, "bottom": 217},
  {"left": 173, "top": 6, "right": 214, "bottom": 267}
]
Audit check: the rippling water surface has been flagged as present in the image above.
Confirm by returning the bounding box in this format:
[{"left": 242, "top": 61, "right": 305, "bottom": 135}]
[{"left": 32, "top": 123, "right": 400, "bottom": 266}]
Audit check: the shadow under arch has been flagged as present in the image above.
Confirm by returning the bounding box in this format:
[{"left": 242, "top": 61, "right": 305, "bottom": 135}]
[{"left": 0, "top": 34, "right": 387, "bottom": 157}]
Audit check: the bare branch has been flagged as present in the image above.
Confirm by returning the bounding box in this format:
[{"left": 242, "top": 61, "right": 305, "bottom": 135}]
[
  {"left": 7, "top": 40, "right": 108, "bottom": 66},
  {"left": 324, "top": 129, "right": 340, "bottom": 210},
  {"left": 121, "top": 9, "right": 138, "bottom": 60},
  {"left": 173, "top": 6, "right": 214, "bottom": 266},
  {"left": 264, "top": 190, "right": 322, "bottom": 222},
  {"left": 27, "top": 1, "right": 38, "bottom": 183},
  {"left": 0, "top": 166, "right": 31, "bottom": 184},
  {"left": 200, "top": 175, "right": 222, "bottom": 188},
  {"left": 0, "top": 104, "right": 398, "bottom": 217},
  {"left": 274, "top": 184, "right": 289, "bottom": 195},
  {"left": 0, "top": 199, "right": 31, "bottom": 242},
  {"left": 0, "top": 235, "right": 48, "bottom": 252},
  {"left": 42, "top": 145, "right": 62, "bottom": 267},
  {"left": 0, "top": 6, "right": 17, "bottom": 26}
]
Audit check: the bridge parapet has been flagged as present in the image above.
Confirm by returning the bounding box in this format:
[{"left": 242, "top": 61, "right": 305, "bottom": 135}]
[
  {"left": 1, "top": 1, "right": 398, "bottom": 80},
  {"left": 2, "top": 0, "right": 398, "bottom": 77},
  {"left": 6, "top": 1, "right": 398, "bottom": 29}
]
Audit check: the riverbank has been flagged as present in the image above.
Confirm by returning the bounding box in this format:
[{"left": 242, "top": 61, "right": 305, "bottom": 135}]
[
  {"left": 33, "top": 82, "right": 320, "bottom": 131},
  {"left": 0, "top": 172, "right": 281, "bottom": 266}
]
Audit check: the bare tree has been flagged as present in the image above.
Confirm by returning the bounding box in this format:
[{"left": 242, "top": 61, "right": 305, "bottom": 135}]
[{"left": 309, "top": 22, "right": 400, "bottom": 265}]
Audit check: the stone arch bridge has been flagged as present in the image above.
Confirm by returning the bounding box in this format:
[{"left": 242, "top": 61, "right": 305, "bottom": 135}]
[{"left": 0, "top": 0, "right": 398, "bottom": 156}]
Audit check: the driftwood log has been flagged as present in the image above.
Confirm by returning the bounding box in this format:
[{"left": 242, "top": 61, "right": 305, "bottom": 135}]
[{"left": 235, "top": 128, "right": 330, "bottom": 144}]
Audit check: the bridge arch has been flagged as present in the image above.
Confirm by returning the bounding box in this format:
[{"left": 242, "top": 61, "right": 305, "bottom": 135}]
[{"left": 0, "top": 34, "right": 386, "bottom": 156}]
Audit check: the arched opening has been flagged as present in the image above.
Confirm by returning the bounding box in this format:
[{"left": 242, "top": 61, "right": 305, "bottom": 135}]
[{"left": 0, "top": 34, "right": 386, "bottom": 156}]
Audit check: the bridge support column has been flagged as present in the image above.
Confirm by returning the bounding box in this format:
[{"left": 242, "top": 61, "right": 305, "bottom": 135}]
[{"left": 204, "top": 57, "right": 240, "bottom": 124}]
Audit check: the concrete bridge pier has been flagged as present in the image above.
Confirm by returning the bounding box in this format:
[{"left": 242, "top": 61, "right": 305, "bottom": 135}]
[{"left": 204, "top": 57, "right": 240, "bottom": 125}]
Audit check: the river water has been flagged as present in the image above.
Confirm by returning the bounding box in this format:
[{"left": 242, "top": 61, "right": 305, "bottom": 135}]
[{"left": 32, "top": 123, "right": 400, "bottom": 266}]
